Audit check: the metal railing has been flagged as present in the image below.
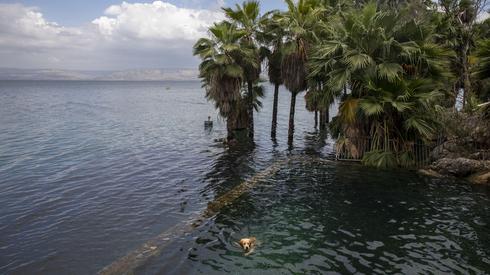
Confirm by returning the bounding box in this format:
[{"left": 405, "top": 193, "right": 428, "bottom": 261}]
[{"left": 335, "top": 137, "right": 435, "bottom": 167}]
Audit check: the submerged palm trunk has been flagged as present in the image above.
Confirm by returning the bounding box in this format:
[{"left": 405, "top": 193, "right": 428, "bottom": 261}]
[
  {"left": 271, "top": 83, "right": 279, "bottom": 139},
  {"left": 325, "top": 107, "right": 329, "bottom": 125},
  {"left": 247, "top": 81, "right": 254, "bottom": 139},
  {"left": 319, "top": 110, "right": 325, "bottom": 131},
  {"left": 288, "top": 92, "right": 297, "bottom": 146},
  {"left": 314, "top": 110, "right": 318, "bottom": 128},
  {"left": 226, "top": 117, "right": 234, "bottom": 141}
]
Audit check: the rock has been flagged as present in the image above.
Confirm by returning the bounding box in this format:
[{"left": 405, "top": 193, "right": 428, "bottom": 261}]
[
  {"left": 430, "top": 158, "right": 490, "bottom": 177},
  {"left": 418, "top": 169, "right": 444, "bottom": 178},
  {"left": 430, "top": 140, "right": 470, "bottom": 160},
  {"left": 427, "top": 109, "right": 490, "bottom": 183},
  {"left": 468, "top": 171, "right": 490, "bottom": 184},
  {"left": 468, "top": 150, "right": 490, "bottom": 160},
  {"left": 431, "top": 110, "right": 490, "bottom": 161}
]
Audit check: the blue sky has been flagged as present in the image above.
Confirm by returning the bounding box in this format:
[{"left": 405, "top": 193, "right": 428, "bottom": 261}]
[
  {"left": 3, "top": 0, "right": 285, "bottom": 26},
  {"left": 0, "top": 0, "right": 286, "bottom": 70}
]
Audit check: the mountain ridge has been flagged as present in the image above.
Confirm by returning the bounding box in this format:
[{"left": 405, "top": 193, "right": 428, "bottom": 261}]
[{"left": 0, "top": 68, "right": 199, "bottom": 81}]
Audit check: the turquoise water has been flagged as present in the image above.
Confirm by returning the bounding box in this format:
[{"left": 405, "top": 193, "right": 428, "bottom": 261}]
[
  {"left": 0, "top": 81, "right": 489, "bottom": 274},
  {"left": 145, "top": 159, "right": 490, "bottom": 274}
]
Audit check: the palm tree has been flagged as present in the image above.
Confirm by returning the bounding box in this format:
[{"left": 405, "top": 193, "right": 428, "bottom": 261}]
[
  {"left": 305, "top": 89, "right": 319, "bottom": 128},
  {"left": 305, "top": 0, "right": 352, "bottom": 131},
  {"left": 259, "top": 11, "right": 285, "bottom": 139},
  {"left": 193, "top": 21, "right": 252, "bottom": 141},
  {"left": 310, "top": 3, "right": 451, "bottom": 167},
  {"left": 437, "top": 0, "right": 484, "bottom": 107},
  {"left": 280, "top": 0, "right": 322, "bottom": 146},
  {"left": 223, "top": 1, "right": 262, "bottom": 139},
  {"left": 474, "top": 39, "right": 490, "bottom": 101}
]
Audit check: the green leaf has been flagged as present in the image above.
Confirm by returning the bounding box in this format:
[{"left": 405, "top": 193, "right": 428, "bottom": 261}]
[
  {"left": 362, "top": 150, "right": 398, "bottom": 168},
  {"left": 225, "top": 64, "right": 243, "bottom": 78},
  {"left": 328, "top": 69, "right": 350, "bottom": 91},
  {"left": 377, "top": 63, "right": 402, "bottom": 82},
  {"left": 346, "top": 53, "right": 373, "bottom": 70},
  {"left": 359, "top": 99, "right": 383, "bottom": 116},
  {"left": 404, "top": 117, "right": 434, "bottom": 138},
  {"left": 318, "top": 41, "right": 344, "bottom": 57},
  {"left": 390, "top": 101, "right": 413, "bottom": 112}
]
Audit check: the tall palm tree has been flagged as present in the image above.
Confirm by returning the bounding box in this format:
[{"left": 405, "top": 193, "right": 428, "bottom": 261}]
[
  {"left": 259, "top": 11, "right": 285, "bottom": 139},
  {"left": 280, "top": 0, "right": 322, "bottom": 146},
  {"left": 223, "top": 1, "right": 262, "bottom": 139},
  {"left": 305, "top": 0, "right": 351, "bottom": 131},
  {"left": 193, "top": 21, "right": 253, "bottom": 141},
  {"left": 437, "top": 0, "right": 483, "bottom": 107}
]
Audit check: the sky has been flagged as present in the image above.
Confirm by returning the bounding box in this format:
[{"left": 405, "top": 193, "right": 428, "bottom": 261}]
[
  {"left": 1, "top": 1, "right": 488, "bottom": 71},
  {"left": 0, "top": 0, "right": 286, "bottom": 71}
]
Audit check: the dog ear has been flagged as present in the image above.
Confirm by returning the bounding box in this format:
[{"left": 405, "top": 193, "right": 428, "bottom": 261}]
[{"left": 238, "top": 239, "right": 245, "bottom": 246}]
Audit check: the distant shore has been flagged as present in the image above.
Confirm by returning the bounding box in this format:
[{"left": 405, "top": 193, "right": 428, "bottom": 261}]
[{"left": 0, "top": 68, "right": 199, "bottom": 81}]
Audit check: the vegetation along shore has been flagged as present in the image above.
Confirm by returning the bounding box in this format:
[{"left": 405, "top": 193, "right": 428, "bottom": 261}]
[{"left": 193, "top": 0, "right": 490, "bottom": 183}]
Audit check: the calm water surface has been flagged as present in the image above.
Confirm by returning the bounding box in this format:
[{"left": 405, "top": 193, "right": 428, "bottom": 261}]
[{"left": 0, "top": 81, "right": 489, "bottom": 274}]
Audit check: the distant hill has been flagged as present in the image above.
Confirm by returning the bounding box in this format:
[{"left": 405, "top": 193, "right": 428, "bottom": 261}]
[
  {"left": 96, "top": 69, "right": 198, "bottom": 81},
  {"left": 0, "top": 68, "right": 199, "bottom": 81}
]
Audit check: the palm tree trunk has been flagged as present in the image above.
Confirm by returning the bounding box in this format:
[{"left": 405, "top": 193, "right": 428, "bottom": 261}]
[
  {"left": 462, "top": 42, "right": 471, "bottom": 108},
  {"left": 271, "top": 83, "right": 279, "bottom": 139},
  {"left": 226, "top": 117, "right": 234, "bottom": 141},
  {"left": 325, "top": 106, "right": 329, "bottom": 124},
  {"left": 288, "top": 92, "right": 297, "bottom": 146},
  {"left": 314, "top": 110, "right": 318, "bottom": 129},
  {"left": 247, "top": 81, "right": 254, "bottom": 139},
  {"left": 319, "top": 110, "right": 325, "bottom": 131}
]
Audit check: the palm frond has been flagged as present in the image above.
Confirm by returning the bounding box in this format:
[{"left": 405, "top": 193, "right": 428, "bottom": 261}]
[
  {"left": 346, "top": 52, "right": 374, "bottom": 70},
  {"left": 377, "top": 63, "right": 402, "bottom": 82},
  {"left": 359, "top": 99, "right": 383, "bottom": 116}
]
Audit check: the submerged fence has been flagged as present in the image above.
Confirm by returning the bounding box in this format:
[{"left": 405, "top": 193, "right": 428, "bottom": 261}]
[{"left": 335, "top": 136, "right": 436, "bottom": 168}]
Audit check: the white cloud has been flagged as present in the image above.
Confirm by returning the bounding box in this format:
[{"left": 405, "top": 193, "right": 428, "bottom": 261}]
[
  {"left": 0, "top": 4, "right": 85, "bottom": 51},
  {"left": 92, "top": 1, "right": 223, "bottom": 41},
  {"left": 477, "top": 11, "right": 489, "bottom": 22},
  {"left": 0, "top": 1, "right": 224, "bottom": 70}
]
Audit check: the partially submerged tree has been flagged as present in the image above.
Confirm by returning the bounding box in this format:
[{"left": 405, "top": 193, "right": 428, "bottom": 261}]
[
  {"left": 193, "top": 22, "right": 251, "bottom": 141},
  {"left": 223, "top": 1, "right": 262, "bottom": 140},
  {"left": 280, "top": 0, "right": 321, "bottom": 146},
  {"left": 259, "top": 11, "right": 285, "bottom": 139}
]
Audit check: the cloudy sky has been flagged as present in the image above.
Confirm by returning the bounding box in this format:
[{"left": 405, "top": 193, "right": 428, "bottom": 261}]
[{"left": 0, "top": 0, "right": 285, "bottom": 71}]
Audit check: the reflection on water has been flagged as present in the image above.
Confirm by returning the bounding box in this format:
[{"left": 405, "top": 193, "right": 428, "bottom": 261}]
[
  {"left": 141, "top": 159, "right": 490, "bottom": 274},
  {"left": 0, "top": 81, "right": 489, "bottom": 274}
]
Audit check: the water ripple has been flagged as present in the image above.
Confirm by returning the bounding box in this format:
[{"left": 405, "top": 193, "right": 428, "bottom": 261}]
[{"left": 0, "top": 81, "right": 489, "bottom": 274}]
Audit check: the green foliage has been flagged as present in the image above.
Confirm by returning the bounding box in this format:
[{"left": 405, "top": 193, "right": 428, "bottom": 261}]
[
  {"left": 308, "top": 2, "right": 451, "bottom": 167},
  {"left": 362, "top": 150, "right": 397, "bottom": 169},
  {"left": 473, "top": 39, "right": 490, "bottom": 101},
  {"left": 194, "top": 0, "right": 489, "bottom": 165},
  {"left": 193, "top": 22, "right": 246, "bottom": 118}
]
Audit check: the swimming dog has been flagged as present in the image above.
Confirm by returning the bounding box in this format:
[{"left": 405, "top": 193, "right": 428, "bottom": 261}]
[{"left": 237, "top": 237, "right": 257, "bottom": 256}]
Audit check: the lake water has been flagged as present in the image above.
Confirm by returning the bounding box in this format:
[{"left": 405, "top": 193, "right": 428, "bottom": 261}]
[{"left": 0, "top": 81, "right": 489, "bottom": 274}]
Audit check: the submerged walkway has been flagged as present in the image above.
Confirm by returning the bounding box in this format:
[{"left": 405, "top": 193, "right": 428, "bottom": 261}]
[{"left": 98, "top": 156, "right": 304, "bottom": 274}]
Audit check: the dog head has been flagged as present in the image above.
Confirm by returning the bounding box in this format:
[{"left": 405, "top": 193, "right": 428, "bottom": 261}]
[{"left": 239, "top": 237, "right": 256, "bottom": 252}]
